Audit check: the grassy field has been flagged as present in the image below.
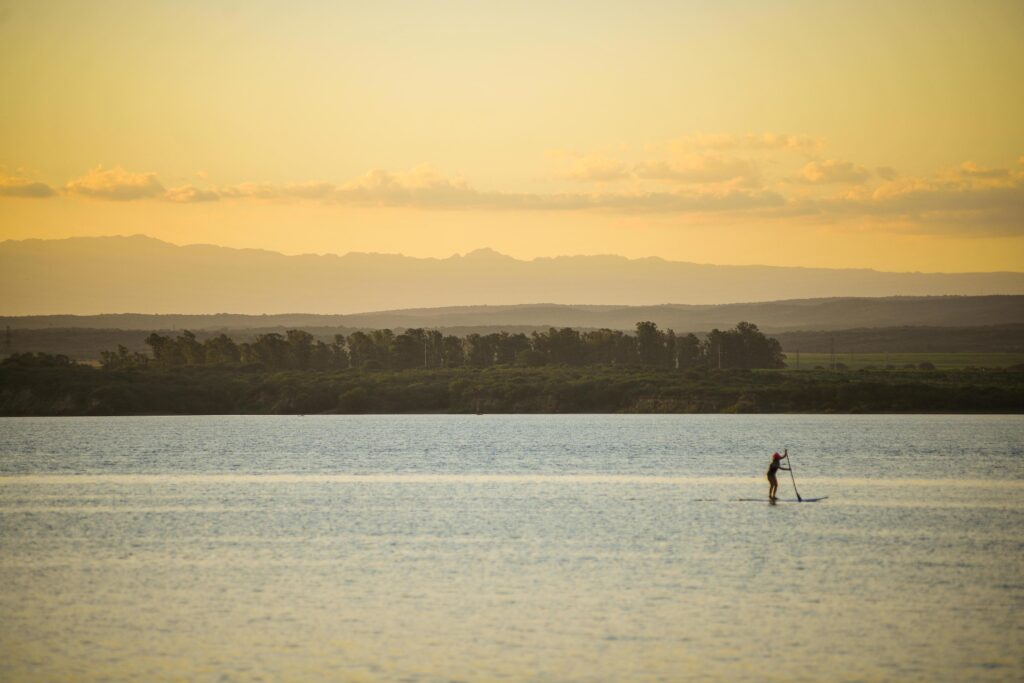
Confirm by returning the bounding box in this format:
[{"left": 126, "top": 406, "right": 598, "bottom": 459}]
[{"left": 784, "top": 352, "right": 1024, "bottom": 370}]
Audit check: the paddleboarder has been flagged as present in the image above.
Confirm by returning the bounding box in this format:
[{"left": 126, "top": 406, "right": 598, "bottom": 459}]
[{"left": 767, "top": 449, "right": 790, "bottom": 501}]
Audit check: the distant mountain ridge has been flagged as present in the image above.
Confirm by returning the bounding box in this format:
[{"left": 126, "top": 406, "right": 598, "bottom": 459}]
[
  {"left": 3, "top": 296, "right": 1023, "bottom": 334},
  {"left": 2, "top": 235, "right": 1022, "bottom": 316}
]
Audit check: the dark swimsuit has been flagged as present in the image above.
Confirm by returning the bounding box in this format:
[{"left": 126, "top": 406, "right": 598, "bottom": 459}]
[{"left": 767, "top": 459, "right": 780, "bottom": 481}]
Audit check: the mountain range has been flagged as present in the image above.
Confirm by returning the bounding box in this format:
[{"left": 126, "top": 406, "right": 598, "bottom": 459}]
[{"left": 2, "top": 235, "right": 1022, "bottom": 316}]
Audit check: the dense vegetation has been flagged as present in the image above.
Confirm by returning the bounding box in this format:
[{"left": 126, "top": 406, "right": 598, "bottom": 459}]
[
  {"left": 98, "top": 322, "right": 786, "bottom": 372},
  {"left": 4, "top": 323, "right": 1021, "bottom": 364},
  {"left": 1, "top": 322, "right": 1018, "bottom": 416},
  {"left": 1, "top": 351, "right": 1020, "bottom": 416}
]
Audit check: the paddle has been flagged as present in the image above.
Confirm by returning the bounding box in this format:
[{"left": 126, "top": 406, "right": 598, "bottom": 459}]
[{"left": 785, "top": 448, "right": 803, "bottom": 502}]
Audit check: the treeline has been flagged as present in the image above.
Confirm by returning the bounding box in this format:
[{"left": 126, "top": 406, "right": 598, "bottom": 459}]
[
  {"left": 1, "top": 357, "right": 1020, "bottom": 415},
  {"left": 99, "top": 321, "right": 785, "bottom": 372},
  {"left": 6, "top": 323, "right": 1023, "bottom": 363}
]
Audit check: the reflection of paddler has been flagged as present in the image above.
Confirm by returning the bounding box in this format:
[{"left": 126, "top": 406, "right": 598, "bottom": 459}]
[{"left": 767, "top": 449, "right": 790, "bottom": 501}]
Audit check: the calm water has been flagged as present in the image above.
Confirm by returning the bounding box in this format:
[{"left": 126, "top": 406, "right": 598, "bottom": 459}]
[{"left": 1, "top": 415, "right": 1022, "bottom": 682}]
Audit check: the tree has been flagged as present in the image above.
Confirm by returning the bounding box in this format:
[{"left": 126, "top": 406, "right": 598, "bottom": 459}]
[
  {"left": 145, "top": 333, "right": 182, "bottom": 367},
  {"left": 533, "top": 327, "right": 585, "bottom": 366},
  {"left": 251, "top": 333, "right": 289, "bottom": 369},
  {"left": 100, "top": 345, "right": 147, "bottom": 370},
  {"left": 368, "top": 329, "right": 394, "bottom": 368},
  {"left": 286, "top": 329, "right": 315, "bottom": 369},
  {"left": 636, "top": 321, "right": 670, "bottom": 367},
  {"left": 494, "top": 332, "right": 530, "bottom": 365},
  {"left": 178, "top": 331, "right": 205, "bottom": 365},
  {"left": 704, "top": 322, "right": 784, "bottom": 370},
  {"left": 204, "top": 334, "right": 240, "bottom": 365},
  {"left": 442, "top": 335, "right": 465, "bottom": 367},
  {"left": 331, "top": 335, "right": 351, "bottom": 369},
  {"left": 346, "top": 332, "right": 376, "bottom": 369},
  {"left": 464, "top": 333, "right": 495, "bottom": 367},
  {"left": 676, "top": 333, "right": 703, "bottom": 369},
  {"left": 393, "top": 329, "right": 428, "bottom": 370}
]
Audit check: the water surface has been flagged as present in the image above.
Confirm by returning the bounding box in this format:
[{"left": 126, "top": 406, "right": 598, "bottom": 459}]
[{"left": 1, "top": 415, "right": 1022, "bottom": 681}]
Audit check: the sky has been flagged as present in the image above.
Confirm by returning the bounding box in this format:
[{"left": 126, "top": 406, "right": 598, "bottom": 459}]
[{"left": 1, "top": 0, "right": 1023, "bottom": 272}]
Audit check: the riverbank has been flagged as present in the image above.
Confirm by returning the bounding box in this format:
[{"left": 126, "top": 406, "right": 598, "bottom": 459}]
[{"left": 1, "top": 362, "right": 1021, "bottom": 415}]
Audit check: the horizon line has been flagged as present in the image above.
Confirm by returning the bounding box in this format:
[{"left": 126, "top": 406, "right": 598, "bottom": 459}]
[
  {"left": 3, "top": 294, "right": 1023, "bottom": 322},
  {"left": 4, "top": 233, "right": 1024, "bottom": 276}
]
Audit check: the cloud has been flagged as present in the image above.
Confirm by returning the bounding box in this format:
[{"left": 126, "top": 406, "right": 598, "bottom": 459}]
[
  {"left": 218, "top": 182, "right": 280, "bottom": 200},
  {"left": 562, "top": 156, "right": 630, "bottom": 182},
  {"left": 323, "top": 166, "right": 784, "bottom": 213},
  {"left": 635, "top": 154, "right": 758, "bottom": 184},
  {"left": 332, "top": 167, "right": 482, "bottom": 208},
  {"left": 799, "top": 159, "right": 870, "bottom": 184},
  {"left": 0, "top": 175, "right": 57, "bottom": 198},
  {"left": 65, "top": 165, "right": 165, "bottom": 200},
  {"left": 214, "top": 181, "right": 336, "bottom": 201},
  {"left": 582, "top": 188, "right": 786, "bottom": 213},
  {"left": 204, "top": 166, "right": 781, "bottom": 213},
  {"left": 164, "top": 185, "right": 220, "bottom": 203},
  {"left": 790, "top": 170, "right": 1024, "bottom": 235},
  {"left": 959, "top": 162, "right": 1009, "bottom": 179},
  {"left": 33, "top": 151, "right": 1023, "bottom": 235}
]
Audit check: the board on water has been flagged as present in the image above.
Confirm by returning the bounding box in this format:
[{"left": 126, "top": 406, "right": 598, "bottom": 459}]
[{"left": 737, "top": 497, "right": 828, "bottom": 503}]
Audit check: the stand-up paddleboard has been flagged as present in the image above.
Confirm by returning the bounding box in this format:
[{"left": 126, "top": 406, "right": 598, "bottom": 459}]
[{"left": 737, "top": 497, "right": 828, "bottom": 503}]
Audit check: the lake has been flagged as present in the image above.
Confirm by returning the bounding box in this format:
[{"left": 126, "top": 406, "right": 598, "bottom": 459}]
[{"left": 1, "top": 415, "right": 1022, "bottom": 681}]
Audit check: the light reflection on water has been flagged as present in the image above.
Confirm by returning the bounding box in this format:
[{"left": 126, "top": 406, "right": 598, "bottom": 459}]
[{"left": 0, "top": 415, "right": 1022, "bottom": 682}]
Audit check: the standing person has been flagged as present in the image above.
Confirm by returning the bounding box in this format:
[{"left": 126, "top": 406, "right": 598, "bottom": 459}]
[{"left": 767, "top": 449, "right": 790, "bottom": 501}]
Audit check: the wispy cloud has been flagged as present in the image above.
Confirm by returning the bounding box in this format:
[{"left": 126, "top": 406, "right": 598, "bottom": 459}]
[
  {"left": 331, "top": 167, "right": 482, "bottom": 208},
  {"left": 561, "top": 156, "right": 630, "bottom": 182},
  {"left": 799, "top": 159, "right": 871, "bottom": 184},
  {"left": 65, "top": 165, "right": 165, "bottom": 200},
  {"left": 325, "top": 168, "right": 783, "bottom": 213},
  {"left": 634, "top": 154, "right": 758, "bottom": 185},
  {"left": 0, "top": 175, "right": 57, "bottom": 198},
  {"left": 8, "top": 146, "right": 1024, "bottom": 239},
  {"left": 785, "top": 165, "right": 1024, "bottom": 235},
  {"left": 959, "top": 162, "right": 1010, "bottom": 179},
  {"left": 164, "top": 185, "right": 220, "bottom": 203},
  {"left": 217, "top": 182, "right": 282, "bottom": 200}
]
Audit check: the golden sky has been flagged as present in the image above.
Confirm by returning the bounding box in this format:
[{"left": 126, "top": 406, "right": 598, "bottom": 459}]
[{"left": 1, "top": 0, "right": 1022, "bottom": 271}]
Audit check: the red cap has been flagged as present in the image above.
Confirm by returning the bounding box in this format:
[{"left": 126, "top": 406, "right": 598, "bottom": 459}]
[{"left": 772, "top": 452, "right": 782, "bottom": 460}]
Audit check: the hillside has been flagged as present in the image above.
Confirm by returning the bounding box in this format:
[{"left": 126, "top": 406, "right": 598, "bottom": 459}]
[
  {"left": 3, "top": 304, "right": 1022, "bottom": 362},
  {"left": 3, "top": 296, "right": 1023, "bottom": 334}
]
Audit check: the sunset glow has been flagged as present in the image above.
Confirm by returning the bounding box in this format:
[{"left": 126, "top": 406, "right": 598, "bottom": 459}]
[{"left": 2, "top": 1, "right": 1023, "bottom": 271}]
